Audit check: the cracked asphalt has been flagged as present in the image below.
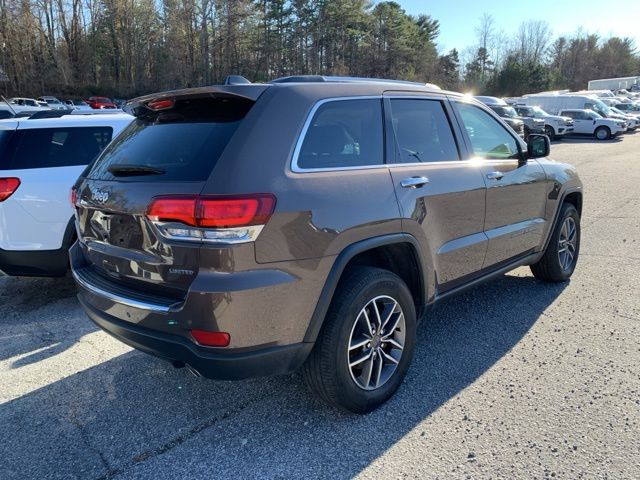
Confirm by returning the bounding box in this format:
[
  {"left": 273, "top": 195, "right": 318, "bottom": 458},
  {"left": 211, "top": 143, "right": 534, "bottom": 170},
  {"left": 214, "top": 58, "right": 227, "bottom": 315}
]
[{"left": 1, "top": 133, "right": 639, "bottom": 479}]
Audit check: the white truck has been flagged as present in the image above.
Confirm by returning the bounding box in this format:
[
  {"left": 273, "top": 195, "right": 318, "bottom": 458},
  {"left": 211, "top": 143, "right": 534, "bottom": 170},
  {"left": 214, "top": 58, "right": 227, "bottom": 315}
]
[
  {"left": 588, "top": 77, "right": 640, "bottom": 92},
  {"left": 522, "top": 94, "right": 611, "bottom": 117},
  {"left": 558, "top": 109, "right": 626, "bottom": 140}
]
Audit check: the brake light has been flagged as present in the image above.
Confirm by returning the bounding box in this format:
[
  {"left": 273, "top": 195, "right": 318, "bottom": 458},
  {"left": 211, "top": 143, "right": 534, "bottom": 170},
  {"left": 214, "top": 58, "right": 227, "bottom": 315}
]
[
  {"left": 147, "top": 99, "right": 174, "bottom": 110},
  {"left": 0, "top": 178, "right": 20, "bottom": 202},
  {"left": 147, "top": 194, "right": 276, "bottom": 244},
  {"left": 190, "top": 329, "right": 230, "bottom": 347}
]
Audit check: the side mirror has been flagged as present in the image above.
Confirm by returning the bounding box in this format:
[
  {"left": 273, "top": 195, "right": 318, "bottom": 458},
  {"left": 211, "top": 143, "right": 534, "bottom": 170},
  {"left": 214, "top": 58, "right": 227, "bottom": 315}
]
[{"left": 527, "top": 134, "right": 550, "bottom": 159}]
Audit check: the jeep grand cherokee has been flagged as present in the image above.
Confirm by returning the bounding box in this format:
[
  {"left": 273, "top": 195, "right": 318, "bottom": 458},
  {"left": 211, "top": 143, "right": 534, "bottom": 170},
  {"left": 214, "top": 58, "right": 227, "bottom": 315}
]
[{"left": 70, "top": 77, "right": 582, "bottom": 413}]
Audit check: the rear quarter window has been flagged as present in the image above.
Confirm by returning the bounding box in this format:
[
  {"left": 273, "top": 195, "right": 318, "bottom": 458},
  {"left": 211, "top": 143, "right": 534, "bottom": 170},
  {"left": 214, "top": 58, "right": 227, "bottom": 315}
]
[
  {"left": 295, "top": 98, "right": 384, "bottom": 170},
  {"left": 0, "top": 126, "right": 113, "bottom": 170}
]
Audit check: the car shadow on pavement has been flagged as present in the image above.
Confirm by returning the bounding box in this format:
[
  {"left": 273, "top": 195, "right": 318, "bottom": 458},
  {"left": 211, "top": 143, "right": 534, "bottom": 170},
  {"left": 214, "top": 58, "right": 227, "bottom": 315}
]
[
  {"left": 0, "top": 271, "right": 567, "bottom": 479},
  {"left": 0, "top": 275, "right": 93, "bottom": 366}
]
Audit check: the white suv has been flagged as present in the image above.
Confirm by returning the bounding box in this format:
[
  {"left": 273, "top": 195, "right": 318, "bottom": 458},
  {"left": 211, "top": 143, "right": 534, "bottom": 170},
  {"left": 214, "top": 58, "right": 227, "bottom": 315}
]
[
  {"left": 559, "top": 109, "right": 626, "bottom": 140},
  {"left": 0, "top": 113, "right": 132, "bottom": 276}
]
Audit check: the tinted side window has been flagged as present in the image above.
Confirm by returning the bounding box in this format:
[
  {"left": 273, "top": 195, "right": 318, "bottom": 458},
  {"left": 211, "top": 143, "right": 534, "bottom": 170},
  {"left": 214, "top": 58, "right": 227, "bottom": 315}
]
[
  {"left": 297, "top": 99, "right": 383, "bottom": 169},
  {"left": 389, "top": 99, "right": 459, "bottom": 163},
  {"left": 456, "top": 103, "right": 519, "bottom": 160},
  {"left": 0, "top": 127, "right": 113, "bottom": 170}
]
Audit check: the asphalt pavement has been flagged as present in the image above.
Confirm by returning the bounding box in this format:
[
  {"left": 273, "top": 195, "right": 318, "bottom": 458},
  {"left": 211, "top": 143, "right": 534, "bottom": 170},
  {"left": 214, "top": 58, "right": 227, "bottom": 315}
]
[{"left": 1, "top": 133, "right": 639, "bottom": 479}]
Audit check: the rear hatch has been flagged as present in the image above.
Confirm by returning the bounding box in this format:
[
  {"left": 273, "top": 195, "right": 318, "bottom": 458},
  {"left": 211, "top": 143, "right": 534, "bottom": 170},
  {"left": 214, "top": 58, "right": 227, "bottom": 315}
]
[{"left": 74, "top": 87, "right": 267, "bottom": 299}]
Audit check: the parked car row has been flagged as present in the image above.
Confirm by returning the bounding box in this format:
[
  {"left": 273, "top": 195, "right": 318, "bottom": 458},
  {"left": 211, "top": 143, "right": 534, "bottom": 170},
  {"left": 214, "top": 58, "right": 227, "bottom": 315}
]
[
  {"left": 491, "top": 89, "right": 640, "bottom": 141},
  {"left": 2, "top": 95, "right": 122, "bottom": 115},
  {"left": 0, "top": 76, "right": 586, "bottom": 413}
]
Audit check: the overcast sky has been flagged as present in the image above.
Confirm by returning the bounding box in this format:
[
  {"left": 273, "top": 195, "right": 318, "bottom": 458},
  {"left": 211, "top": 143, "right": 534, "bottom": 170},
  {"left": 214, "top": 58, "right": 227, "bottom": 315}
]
[{"left": 387, "top": 1, "right": 640, "bottom": 54}]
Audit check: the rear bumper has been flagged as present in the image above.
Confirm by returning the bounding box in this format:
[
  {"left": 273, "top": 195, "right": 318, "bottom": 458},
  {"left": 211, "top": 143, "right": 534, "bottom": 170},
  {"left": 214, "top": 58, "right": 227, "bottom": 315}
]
[
  {"left": 69, "top": 240, "right": 326, "bottom": 378},
  {"left": 0, "top": 247, "right": 69, "bottom": 277},
  {"left": 80, "top": 295, "right": 313, "bottom": 379}
]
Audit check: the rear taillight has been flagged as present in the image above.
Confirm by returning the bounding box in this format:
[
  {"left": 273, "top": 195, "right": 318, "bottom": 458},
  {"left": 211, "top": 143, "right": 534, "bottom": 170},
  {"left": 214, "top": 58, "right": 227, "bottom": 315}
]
[
  {"left": 0, "top": 178, "right": 20, "bottom": 202},
  {"left": 147, "top": 194, "right": 276, "bottom": 244}
]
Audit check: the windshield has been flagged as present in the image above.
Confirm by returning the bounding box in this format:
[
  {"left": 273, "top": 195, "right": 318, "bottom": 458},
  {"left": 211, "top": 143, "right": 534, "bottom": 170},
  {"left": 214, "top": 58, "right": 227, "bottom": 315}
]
[
  {"left": 611, "top": 107, "right": 625, "bottom": 115},
  {"left": 588, "top": 111, "right": 603, "bottom": 119},
  {"left": 94, "top": 97, "right": 111, "bottom": 103},
  {"left": 490, "top": 106, "right": 518, "bottom": 118},
  {"left": 588, "top": 99, "right": 611, "bottom": 116},
  {"left": 517, "top": 107, "right": 534, "bottom": 116}
]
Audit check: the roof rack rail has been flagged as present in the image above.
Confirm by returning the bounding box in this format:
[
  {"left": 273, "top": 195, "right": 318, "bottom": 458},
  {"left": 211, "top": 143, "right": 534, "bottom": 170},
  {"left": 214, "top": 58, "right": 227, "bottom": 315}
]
[
  {"left": 270, "top": 75, "right": 327, "bottom": 83},
  {"left": 27, "top": 110, "right": 73, "bottom": 119},
  {"left": 224, "top": 75, "right": 252, "bottom": 85},
  {"left": 269, "top": 75, "right": 435, "bottom": 87},
  {"left": 23, "top": 109, "right": 127, "bottom": 120}
]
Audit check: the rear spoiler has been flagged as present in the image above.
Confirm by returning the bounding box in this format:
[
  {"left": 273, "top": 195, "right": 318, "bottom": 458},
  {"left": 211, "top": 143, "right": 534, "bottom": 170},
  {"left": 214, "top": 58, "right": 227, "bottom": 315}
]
[{"left": 124, "top": 85, "right": 270, "bottom": 117}]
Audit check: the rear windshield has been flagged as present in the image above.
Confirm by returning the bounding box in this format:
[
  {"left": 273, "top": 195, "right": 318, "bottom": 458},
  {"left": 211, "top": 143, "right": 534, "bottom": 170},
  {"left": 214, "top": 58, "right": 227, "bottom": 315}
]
[
  {"left": 0, "top": 127, "right": 113, "bottom": 171},
  {"left": 87, "top": 96, "right": 253, "bottom": 182}
]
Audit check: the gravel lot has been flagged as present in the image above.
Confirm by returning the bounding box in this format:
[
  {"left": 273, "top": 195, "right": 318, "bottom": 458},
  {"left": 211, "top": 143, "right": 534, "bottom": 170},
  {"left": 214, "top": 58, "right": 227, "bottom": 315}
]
[{"left": 1, "top": 133, "right": 639, "bottom": 479}]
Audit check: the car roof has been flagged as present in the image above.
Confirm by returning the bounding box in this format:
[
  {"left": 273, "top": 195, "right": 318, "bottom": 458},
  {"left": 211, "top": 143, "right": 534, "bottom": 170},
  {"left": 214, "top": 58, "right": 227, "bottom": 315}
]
[
  {"left": 126, "top": 76, "right": 458, "bottom": 114},
  {"left": 0, "top": 113, "right": 133, "bottom": 130}
]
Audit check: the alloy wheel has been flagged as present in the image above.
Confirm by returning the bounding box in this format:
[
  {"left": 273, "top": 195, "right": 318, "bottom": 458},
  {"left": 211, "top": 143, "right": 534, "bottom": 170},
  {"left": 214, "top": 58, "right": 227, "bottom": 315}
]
[
  {"left": 347, "top": 295, "right": 406, "bottom": 391},
  {"left": 558, "top": 216, "right": 578, "bottom": 271}
]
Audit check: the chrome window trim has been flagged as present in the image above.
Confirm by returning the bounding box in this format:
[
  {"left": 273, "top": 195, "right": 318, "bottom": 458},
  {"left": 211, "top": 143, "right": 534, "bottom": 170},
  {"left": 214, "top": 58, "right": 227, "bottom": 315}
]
[
  {"left": 290, "top": 96, "right": 384, "bottom": 173},
  {"left": 290, "top": 94, "right": 472, "bottom": 173}
]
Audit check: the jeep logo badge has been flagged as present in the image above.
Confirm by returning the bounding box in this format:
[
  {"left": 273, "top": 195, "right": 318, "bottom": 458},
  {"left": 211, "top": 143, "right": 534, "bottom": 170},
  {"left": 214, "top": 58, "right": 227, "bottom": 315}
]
[{"left": 90, "top": 187, "right": 109, "bottom": 204}]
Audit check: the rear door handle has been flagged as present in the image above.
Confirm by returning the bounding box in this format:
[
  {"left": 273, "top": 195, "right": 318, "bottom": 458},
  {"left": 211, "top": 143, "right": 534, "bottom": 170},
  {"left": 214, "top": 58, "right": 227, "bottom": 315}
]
[
  {"left": 486, "top": 171, "right": 504, "bottom": 180},
  {"left": 400, "top": 176, "right": 430, "bottom": 188}
]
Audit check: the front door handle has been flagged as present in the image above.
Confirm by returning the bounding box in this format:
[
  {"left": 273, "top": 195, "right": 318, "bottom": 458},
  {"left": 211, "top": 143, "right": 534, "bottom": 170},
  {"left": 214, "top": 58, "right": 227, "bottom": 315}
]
[
  {"left": 486, "top": 171, "right": 504, "bottom": 180},
  {"left": 400, "top": 176, "right": 430, "bottom": 188}
]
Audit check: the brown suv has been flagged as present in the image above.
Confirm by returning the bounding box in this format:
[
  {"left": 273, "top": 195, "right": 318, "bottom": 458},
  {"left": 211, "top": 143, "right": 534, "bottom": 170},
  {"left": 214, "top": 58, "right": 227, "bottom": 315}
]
[{"left": 70, "top": 77, "right": 583, "bottom": 413}]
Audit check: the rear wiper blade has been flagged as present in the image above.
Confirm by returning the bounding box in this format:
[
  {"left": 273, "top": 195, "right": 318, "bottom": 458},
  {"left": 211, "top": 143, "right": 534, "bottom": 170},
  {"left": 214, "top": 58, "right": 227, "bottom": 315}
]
[{"left": 107, "top": 165, "right": 165, "bottom": 176}]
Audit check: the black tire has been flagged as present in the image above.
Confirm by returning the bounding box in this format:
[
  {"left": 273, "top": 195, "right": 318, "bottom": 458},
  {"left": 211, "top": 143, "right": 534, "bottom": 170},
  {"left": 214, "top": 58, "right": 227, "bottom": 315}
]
[
  {"left": 545, "top": 125, "right": 557, "bottom": 141},
  {"left": 530, "top": 203, "right": 580, "bottom": 282},
  {"left": 595, "top": 126, "right": 611, "bottom": 140},
  {"left": 302, "top": 267, "right": 417, "bottom": 414}
]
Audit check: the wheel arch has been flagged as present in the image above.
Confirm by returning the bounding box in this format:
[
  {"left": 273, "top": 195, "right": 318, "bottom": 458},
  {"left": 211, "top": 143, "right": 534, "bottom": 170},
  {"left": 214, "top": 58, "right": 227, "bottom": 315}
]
[
  {"left": 303, "top": 234, "right": 426, "bottom": 343},
  {"left": 539, "top": 187, "right": 582, "bottom": 256}
]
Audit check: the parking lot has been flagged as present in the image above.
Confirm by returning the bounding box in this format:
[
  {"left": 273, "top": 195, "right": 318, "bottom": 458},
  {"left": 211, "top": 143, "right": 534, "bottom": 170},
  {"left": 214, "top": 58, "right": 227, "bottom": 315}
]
[{"left": 1, "top": 133, "right": 639, "bottom": 479}]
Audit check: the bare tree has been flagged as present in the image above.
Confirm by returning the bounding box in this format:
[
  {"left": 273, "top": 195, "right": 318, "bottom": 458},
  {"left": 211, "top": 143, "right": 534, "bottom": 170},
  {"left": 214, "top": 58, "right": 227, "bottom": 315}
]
[
  {"left": 515, "top": 19, "right": 551, "bottom": 64},
  {"left": 474, "top": 13, "right": 494, "bottom": 82}
]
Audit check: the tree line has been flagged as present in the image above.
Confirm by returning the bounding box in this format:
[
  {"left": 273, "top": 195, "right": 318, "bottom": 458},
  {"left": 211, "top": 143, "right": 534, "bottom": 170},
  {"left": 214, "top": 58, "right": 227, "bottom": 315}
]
[
  {"left": 463, "top": 14, "right": 640, "bottom": 96},
  {"left": 0, "top": 0, "right": 638, "bottom": 98}
]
